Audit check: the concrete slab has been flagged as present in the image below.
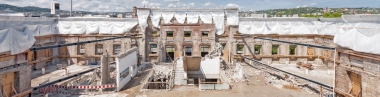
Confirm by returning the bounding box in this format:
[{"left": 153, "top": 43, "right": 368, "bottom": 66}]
[{"left": 31, "top": 65, "right": 99, "bottom": 87}]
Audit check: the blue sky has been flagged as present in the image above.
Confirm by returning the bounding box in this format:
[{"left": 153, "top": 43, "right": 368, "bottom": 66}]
[{"left": 1, "top": 0, "right": 379, "bottom": 12}]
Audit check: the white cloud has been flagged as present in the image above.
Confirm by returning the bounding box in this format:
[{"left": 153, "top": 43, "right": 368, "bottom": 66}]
[
  {"left": 188, "top": 3, "right": 194, "bottom": 7},
  {"left": 226, "top": 3, "right": 240, "bottom": 9},
  {"left": 164, "top": 0, "right": 180, "bottom": 2},
  {"left": 149, "top": 3, "right": 161, "bottom": 8},
  {"left": 310, "top": 3, "right": 317, "bottom": 5},
  {"left": 168, "top": 4, "right": 176, "bottom": 8},
  {"left": 204, "top": 1, "right": 215, "bottom": 6},
  {"left": 142, "top": 0, "right": 149, "bottom": 5}
]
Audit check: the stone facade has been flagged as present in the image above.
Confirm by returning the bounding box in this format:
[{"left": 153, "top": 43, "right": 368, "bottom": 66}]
[{"left": 335, "top": 50, "right": 380, "bottom": 96}]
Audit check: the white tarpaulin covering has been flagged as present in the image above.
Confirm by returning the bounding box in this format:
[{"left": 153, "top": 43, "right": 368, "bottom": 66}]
[
  {"left": 239, "top": 21, "right": 330, "bottom": 35},
  {"left": 199, "top": 12, "right": 213, "bottom": 24},
  {"left": 58, "top": 21, "right": 138, "bottom": 34},
  {"left": 174, "top": 12, "right": 187, "bottom": 24},
  {"left": 240, "top": 19, "right": 380, "bottom": 55},
  {"left": 0, "top": 27, "right": 36, "bottom": 55},
  {"left": 151, "top": 11, "right": 162, "bottom": 28},
  {"left": 212, "top": 12, "right": 225, "bottom": 35},
  {"left": 137, "top": 9, "right": 150, "bottom": 33},
  {"left": 162, "top": 12, "right": 174, "bottom": 24},
  {"left": 342, "top": 15, "right": 380, "bottom": 23},
  {"left": 226, "top": 10, "right": 239, "bottom": 25},
  {"left": 187, "top": 12, "right": 199, "bottom": 24}
]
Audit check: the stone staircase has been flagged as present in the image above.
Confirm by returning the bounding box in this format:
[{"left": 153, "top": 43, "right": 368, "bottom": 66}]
[{"left": 173, "top": 59, "right": 187, "bottom": 85}]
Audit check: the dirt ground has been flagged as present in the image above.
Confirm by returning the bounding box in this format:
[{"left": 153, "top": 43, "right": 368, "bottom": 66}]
[
  {"left": 117, "top": 63, "right": 319, "bottom": 97},
  {"left": 270, "top": 63, "right": 334, "bottom": 86}
]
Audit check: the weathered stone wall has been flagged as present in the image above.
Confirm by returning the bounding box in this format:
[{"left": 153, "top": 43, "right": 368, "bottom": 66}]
[{"left": 336, "top": 51, "right": 380, "bottom": 96}]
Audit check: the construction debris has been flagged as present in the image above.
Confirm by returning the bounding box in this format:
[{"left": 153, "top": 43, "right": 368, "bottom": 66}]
[
  {"left": 203, "top": 42, "right": 223, "bottom": 60},
  {"left": 152, "top": 63, "right": 172, "bottom": 82},
  {"left": 296, "top": 62, "right": 314, "bottom": 70},
  {"left": 224, "top": 63, "right": 245, "bottom": 82}
]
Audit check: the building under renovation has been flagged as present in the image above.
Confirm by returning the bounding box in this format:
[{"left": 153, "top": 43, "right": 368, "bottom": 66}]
[{"left": 0, "top": 7, "right": 380, "bottom": 97}]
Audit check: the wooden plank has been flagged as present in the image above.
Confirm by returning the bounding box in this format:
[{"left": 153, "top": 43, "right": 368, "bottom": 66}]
[
  {"left": 2, "top": 72, "right": 14, "bottom": 97},
  {"left": 11, "top": 89, "right": 32, "bottom": 97}
]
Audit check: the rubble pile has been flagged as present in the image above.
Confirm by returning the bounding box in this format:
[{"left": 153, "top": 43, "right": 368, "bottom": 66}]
[
  {"left": 152, "top": 64, "right": 172, "bottom": 81},
  {"left": 254, "top": 70, "right": 332, "bottom": 95},
  {"left": 224, "top": 63, "right": 246, "bottom": 82},
  {"left": 203, "top": 42, "right": 223, "bottom": 60}
]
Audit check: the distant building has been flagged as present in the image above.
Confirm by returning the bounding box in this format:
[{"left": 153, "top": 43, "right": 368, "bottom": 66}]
[
  {"left": 117, "top": 14, "right": 124, "bottom": 18},
  {"left": 51, "top": 3, "right": 60, "bottom": 14}
]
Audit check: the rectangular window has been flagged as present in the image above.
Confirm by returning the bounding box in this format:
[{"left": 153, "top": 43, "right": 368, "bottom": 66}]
[
  {"left": 184, "top": 46, "right": 192, "bottom": 56},
  {"left": 307, "top": 47, "right": 314, "bottom": 55},
  {"left": 201, "top": 45, "right": 210, "bottom": 57},
  {"left": 254, "top": 45, "right": 262, "bottom": 55},
  {"left": 201, "top": 46, "right": 210, "bottom": 52},
  {"left": 202, "top": 31, "right": 209, "bottom": 38},
  {"left": 221, "top": 43, "right": 226, "bottom": 50},
  {"left": 167, "top": 31, "right": 174, "bottom": 37},
  {"left": 113, "top": 44, "right": 121, "bottom": 55},
  {"left": 96, "top": 44, "right": 103, "bottom": 55},
  {"left": 166, "top": 45, "right": 174, "bottom": 52},
  {"left": 78, "top": 44, "right": 85, "bottom": 55},
  {"left": 272, "top": 45, "right": 279, "bottom": 55},
  {"left": 151, "top": 31, "right": 157, "bottom": 35},
  {"left": 184, "top": 31, "right": 191, "bottom": 37},
  {"left": 289, "top": 45, "right": 296, "bottom": 55},
  {"left": 150, "top": 44, "right": 158, "bottom": 54},
  {"left": 237, "top": 44, "right": 244, "bottom": 54},
  {"left": 131, "top": 44, "right": 137, "bottom": 48}
]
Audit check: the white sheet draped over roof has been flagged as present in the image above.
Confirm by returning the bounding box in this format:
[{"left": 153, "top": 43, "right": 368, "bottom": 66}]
[
  {"left": 58, "top": 21, "right": 137, "bottom": 34},
  {"left": 162, "top": 12, "right": 174, "bottom": 24},
  {"left": 0, "top": 27, "right": 35, "bottom": 55},
  {"left": 212, "top": 12, "right": 225, "bottom": 35},
  {"left": 186, "top": 12, "right": 199, "bottom": 24},
  {"left": 225, "top": 10, "right": 239, "bottom": 25},
  {"left": 137, "top": 9, "right": 150, "bottom": 33},
  {"left": 240, "top": 19, "right": 380, "bottom": 55},
  {"left": 239, "top": 21, "right": 331, "bottom": 35},
  {"left": 174, "top": 12, "right": 186, "bottom": 24},
  {"left": 342, "top": 14, "right": 380, "bottom": 23},
  {"left": 151, "top": 11, "right": 162, "bottom": 28},
  {"left": 199, "top": 12, "right": 213, "bottom": 24}
]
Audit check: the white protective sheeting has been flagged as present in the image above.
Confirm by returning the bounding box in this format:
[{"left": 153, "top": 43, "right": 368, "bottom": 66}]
[
  {"left": 137, "top": 9, "right": 150, "bottom": 33},
  {"left": 174, "top": 12, "right": 187, "bottom": 24},
  {"left": 199, "top": 12, "right": 213, "bottom": 24},
  {"left": 162, "top": 12, "right": 174, "bottom": 24},
  {"left": 0, "top": 29, "right": 11, "bottom": 53},
  {"left": 58, "top": 21, "right": 138, "bottom": 34},
  {"left": 186, "top": 12, "right": 199, "bottom": 24},
  {"left": 239, "top": 21, "right": 330, "bottom": 35},
  {"left": 150, "top": 11, "right": 162, "bottom": 28},
  {"left": 334, "top": 28, "right": 380, "bottom": 55},
  {"left": 0, "top": 27, "right": 36, "bottom": 54},
  {"left": 226, "top": 10, "right": 239, "bottom": 25},
  {"left": 342, "top": 15, "right": 380, "bottom": 23},
  {"left": 212, "top": 12, "right": 225, "bottom": 35}
]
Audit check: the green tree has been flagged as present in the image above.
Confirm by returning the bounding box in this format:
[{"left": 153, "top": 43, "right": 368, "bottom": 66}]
[
  {"left": 322, "top": 13, "right": 331, "bottom": 18},
  {"left": 332, "top": 12, "right": 342, "bottom": 18}
]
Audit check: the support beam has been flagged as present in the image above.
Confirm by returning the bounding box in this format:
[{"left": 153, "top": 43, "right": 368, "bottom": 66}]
[
  {"left": 29, "top": 35, "right": 131, "bottom": 51},
  {"left": 251, "top": 37, "right": 335, "bottom": 50}
]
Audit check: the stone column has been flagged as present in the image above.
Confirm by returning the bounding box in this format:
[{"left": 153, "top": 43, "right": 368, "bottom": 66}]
[{"left": 101, "top": 54, "right": 110, "bottom": 84}]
